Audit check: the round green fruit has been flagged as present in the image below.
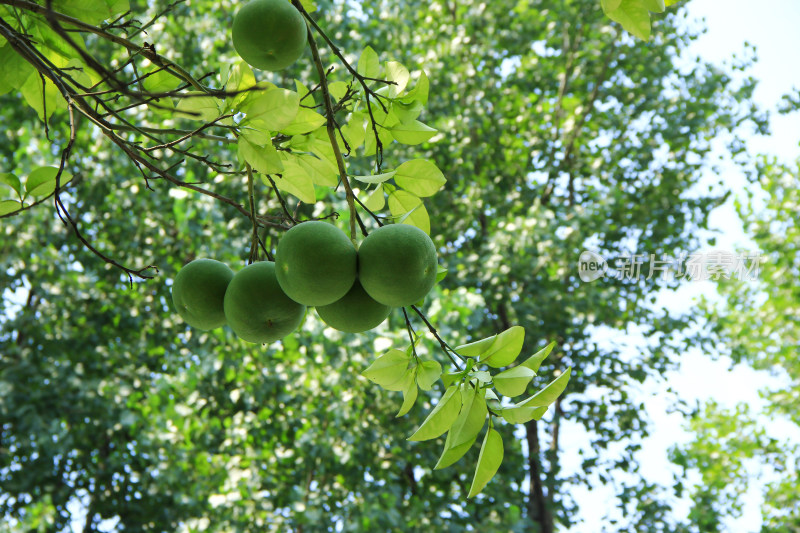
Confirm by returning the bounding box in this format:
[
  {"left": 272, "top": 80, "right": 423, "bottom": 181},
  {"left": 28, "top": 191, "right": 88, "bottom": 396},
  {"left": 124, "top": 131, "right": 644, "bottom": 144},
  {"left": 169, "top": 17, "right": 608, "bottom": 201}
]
[
  {"left": 223, "top": 261, "right": 305, "bottom": 343},
  {"left": 231, "top": 0, "right": 307, "bottom": 72},
  {"left": 172, "top": 258, "right": 234, "bottom": 331},
  {"left": 358, "top": 224, "right": 438, "bottom": 307},
  {"left": 275, "top": 221, "right": 357, "bottom": 306},
  {"left": 316, "top": 280, "right": 392, "bottom": 333}
]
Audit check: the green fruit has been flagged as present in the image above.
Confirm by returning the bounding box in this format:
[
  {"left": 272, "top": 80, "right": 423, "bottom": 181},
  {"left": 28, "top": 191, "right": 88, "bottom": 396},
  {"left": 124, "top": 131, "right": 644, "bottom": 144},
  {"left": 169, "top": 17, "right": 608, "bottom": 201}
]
[
  {"left": 232, "top": 0, "right": 307, "bottom": 72},
  {"left": 172, "top": 258, "right": 234, "bottom": 331},
  {"left": 358, "top": 224, "right": 438, "bottom": 307},
  {"left": 223, "top": 261, "right": 305, "bottom": 343},
  {"left": 275, "top": 221, "right": 357, "bottom": 306},
  {"left": 316, "top": 280, "right": 392, "bottom": 333}
]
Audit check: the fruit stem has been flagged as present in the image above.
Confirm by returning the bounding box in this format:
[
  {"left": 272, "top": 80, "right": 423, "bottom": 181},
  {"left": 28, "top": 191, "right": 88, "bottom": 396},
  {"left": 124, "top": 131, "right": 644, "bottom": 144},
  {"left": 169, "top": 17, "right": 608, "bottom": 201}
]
[{"left": 301, "top": 8, "right": 360, "bottom": 243}]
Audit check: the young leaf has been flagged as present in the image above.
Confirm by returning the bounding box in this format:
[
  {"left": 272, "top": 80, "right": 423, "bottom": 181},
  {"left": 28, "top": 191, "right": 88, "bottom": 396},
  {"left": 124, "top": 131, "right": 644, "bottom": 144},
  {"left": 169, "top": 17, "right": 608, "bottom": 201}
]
[
  {"left": 394, "top": 159, "right": 446, "bottom": 197},
  {"left": 279, "top": 107, "right": 326, "bottom": 136},
  {"left": 396, "top": 378, "right": 418, "bottom": 417},
  {"left": 470, "top": 370, "right": 492, "bottom": 384},
  {"left": 441, "top": 372, "right": 462, "bottom": 389},
  {"left": 390, "top": 120, "right": 437, "bottom": 146},
  {"left": 434, "top": 424, "right": 478, "bottom": 470},
  {"left": 227, "top": 61, "right": 257, "bottom": 110},
  {"left": 296, "top": 154, "right": 338, "bottom": 187},
  {"left": 456, "top": 326, "right": 525, "bottom": 368},
  {"left": 519, "top": 341, "right": 556, "bottom": 374},
  {"left": 512, "top": 367, "right": 572, "bottom": 410},
  {"left": 0, "top": 173, "right": 22, "bottom": 200},
  {"left": 175, "top": 92, "right": 222, "bottom": 121},
  {"left": 361, "top": 349, "right": 412, "bottom": 391},
  {"left": 241, "top": 87, "right": 299, "bottom": 132},
  {"left": 362, "top": 185, "right": 385, "bottom": 211},
  {"left": 388, "top": 191, "right": 430, "bottom": 234},
  {"left": 24, "top": 166, "right": 72, "bottom": 199},
  {"left": 273, "top": 154, "right": 315, "bottom": 204},
  {"left": 416, "top": 360, "right": 442, "bottom": 391},
  {"left": 493, "top": 365, "right": 536, "bottom": 397},
  {"left": 408, "top": 385, "right": 462, "bottom": 441},
  {"left": 449, "top": 385, "right": 488, "bottom": 448},
  {"left": 357, "top": 46, "right": 380, "bottom": 79},
  {"left": 467, "top": 427, "right": 504, "bottom": 498},
  {"left": 501, "top": 404, "right": 548, "bottom": 424},
  {"left": 352, "top": 171, "right": 397, "bottom": 185},
  {"left": 602, "top": 0, "right": 652, "bottom": 40},
  {"left": 238, "top": 136, "right": 283, "bottom": 175},
  {"left": 0, "top": 200, "right": 22, "bottom": 216},
  {"left": 436, "top": 266, "right": 448, "bottom": 283},
  {"left": 392, "top": 100, "right": 424, "bottom": 123},
  {"left": 385, "top": 61, "right": 410, "bottom": 97},
  {"left": 400, "top": 70, "right": 429, "bottom": 105}
]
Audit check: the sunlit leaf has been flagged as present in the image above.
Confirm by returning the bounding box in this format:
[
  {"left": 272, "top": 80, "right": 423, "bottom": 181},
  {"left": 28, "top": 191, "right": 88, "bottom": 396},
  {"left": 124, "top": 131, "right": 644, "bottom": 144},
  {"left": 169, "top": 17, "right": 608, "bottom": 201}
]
[
  {"left": 408, "top": 385, "right": 462, "bottom": 441},
  {"left": 362, "top": 349, "right": 412, "bottom": 391},
  {"left": 467, "top": 427, "right": 503, "bottom": 497},
  {"left": 493, "top": 366, "right": 536, "bottom": 397},
  {"left": 394, "top": 159, "right": 446, "bottom": 197}
]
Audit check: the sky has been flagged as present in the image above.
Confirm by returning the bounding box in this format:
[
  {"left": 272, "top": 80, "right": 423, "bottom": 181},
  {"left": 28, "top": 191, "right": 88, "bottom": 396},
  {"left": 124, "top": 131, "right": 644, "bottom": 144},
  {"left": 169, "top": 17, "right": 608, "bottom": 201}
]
[{"left": 562, "top": 1, "right": 800, "bottom": 531}]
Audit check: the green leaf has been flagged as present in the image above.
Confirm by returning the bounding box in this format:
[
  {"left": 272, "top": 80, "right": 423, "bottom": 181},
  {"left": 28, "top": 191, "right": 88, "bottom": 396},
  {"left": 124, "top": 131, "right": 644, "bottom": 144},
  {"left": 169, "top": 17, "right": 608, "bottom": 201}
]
[
  {"left": 142, "top": 67, "right": 181, "bottom": 93},
  {"left": 467, "top": 427, "right": 504, "bottom": 498},
  {"left": 0, "top": 200, "right": 22, "bottom": 216},
  {"left": 434, "top": 424, "right": 477, "bottom": 470},
  {"left": 328, "top": 81, "right": 349, "bottom": 101},
  {"left": 390, "top": 120, "right": 437, "bottom": 145},
  {"left": 362, "top": 185, "right": 385, "bottom": 211},
  {"left": 455, "top": 326, "right": 525, "bottom": 368},
  {"left": 603, "top": 0, "right": 652, "bottom": 40},
  {"left": 519, "top": 341, "right": 556, "bottom": 374},
  {"left": 340, "top": 114, "right": 366, "bottom": 150},
  {"left": 396, "top": 378, "right": 418, "bottom": 417},
  {"left": 642, "top": 0, "right": 666, "bottom": 12},
  {"left": 392, "top": 100, "right": 424, "bottom": 123},
  {"left": 416, "top": 360, "right": 442, "bottom": 391},
  {"left": 394, "top": 159, "right": 446, "bottom": 197},
  {"left": 280, "top": 107, "right": 326, "bottom": 136},
  {"left": 385, "top": 61, "right": 410, "bottom": 97},
  {"left": 400, "top": 70, "right": 430, "bottom": 106},
  {"left": 175, "top": 92, "right": 221, "bottom": 121},
  {"left": 408, "top": 385, "right": 462, "bottom": 441},
  {"left": 296, "top": 153, "right": 338, "bottom": 187},
  {"left": 352, "top": 171, "right": 397, "bottom": 184},
  {"left": 501, "top": 404, "right": 548, "bottom": 424},
  {"left": 470, "top": 371, "right": 492, "bottom": 384},
  {"left": 449, "top": 385, "right": 488, "bottom": 448},
  {"left": 274, "top": 154, "right": 316, "bottom": 203},
  {"left": 242, "top": 87, "right": 300, "bottom": 132},
  {"left": 20, "top": 67, "right": 65, "bottom": 121},
  {"left": 493, "top": 366, "right": 536, "bottom": 397},
  {"left": 226, "top": 61, "right": 257, "bottom": 110},
  {"left": 24, "top": 166, "right": 71, "bottom": 198},
  {"left": 0, "top": 44, "right": 35, "bottom": 95},
  {"left": 512, "top": 367, "right": 572, "bottom": 411},
  {"left": 436, "top": 266, "right": 447, "bottom": 283},
  {"left": 441, "top": 372, "right": 461, "bottom": 389},
  {"left": 238, "top": 136, "right": 283, "bottom": 175},
  {"left": 357, "top": 46, "right": 380, "bottom": 79},
  {"left": 362, "top": 349, "right": 412, "bottom": 391},
  {"left": 388, "top": 192, "right": 430, "bottom": 235},
  {"left": 52, "top": 0, "right": 129, "bottom": 24},
  {"left": 0, "top": 173, "right": 22, "bottom": 199},
  {"left": 600, "top": 0, "right": 622, "bottom": 11}
]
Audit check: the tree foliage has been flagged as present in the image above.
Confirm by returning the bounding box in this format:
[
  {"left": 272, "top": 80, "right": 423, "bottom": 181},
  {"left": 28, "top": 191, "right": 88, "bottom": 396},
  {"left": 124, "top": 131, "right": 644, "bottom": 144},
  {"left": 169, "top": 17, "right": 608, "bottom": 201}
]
[{"left": 0, "top": 0, "right": 770, "bottom": 531}]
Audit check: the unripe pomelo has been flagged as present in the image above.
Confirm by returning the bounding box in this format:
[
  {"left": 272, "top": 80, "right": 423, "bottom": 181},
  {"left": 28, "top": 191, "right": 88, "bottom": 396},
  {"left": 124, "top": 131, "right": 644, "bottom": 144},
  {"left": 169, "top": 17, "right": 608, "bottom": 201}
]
[
  {"left": 275, "top": 221, "right": 357, "bottom": 306},
  {"left": 316, "top": 279, "right": 392, "bottom": 333},
  {"left": 172, "top": 258, "right": 234, "bottom": 330},
  {"left": 232, "top": 0, "right": 307, "bottom": 72},
  {"left": 358, "top": 224, "right": 438, "bottom": 307},
  {"left": 223, "top": 261, "right": 305, "bottom": 343}
]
